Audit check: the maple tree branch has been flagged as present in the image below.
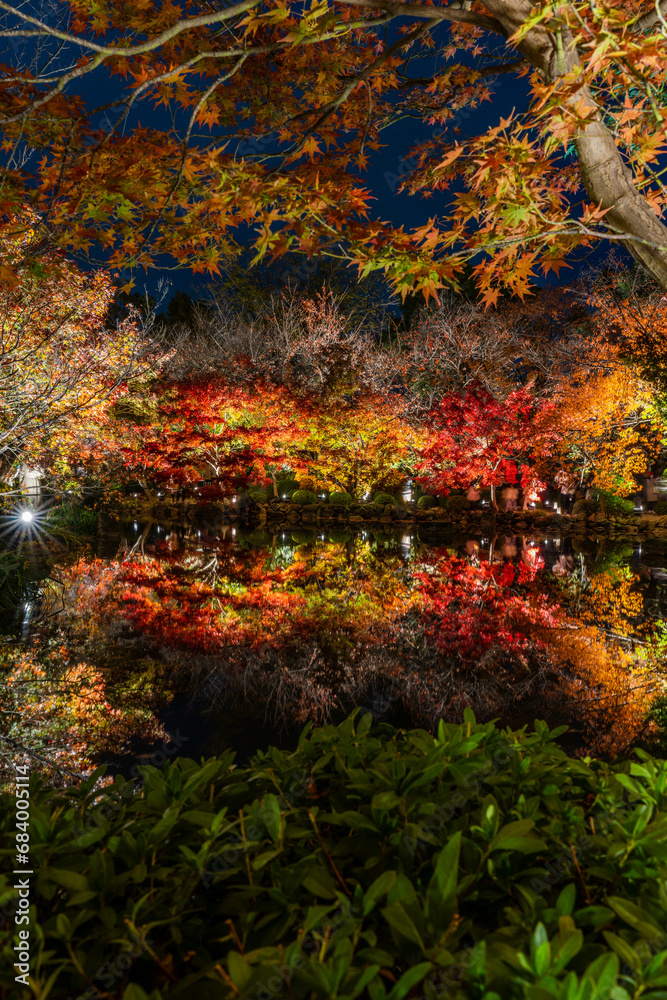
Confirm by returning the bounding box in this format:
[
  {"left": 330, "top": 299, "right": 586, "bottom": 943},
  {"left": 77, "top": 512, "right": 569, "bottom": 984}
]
[
  {"left": 0, "top": 0, "right": 264, "bottom": 57},
  {"left": 634, "top": 0, "right": 667, "bottom": 33},
  {"left": 395, "top": 57, "right": 525, "bottom": 87},
  {"left": 276, "top": 17, "right": 437, "bottom": 165},
  {"left": 333, "top": 0, "right": 505, "bottom": 35}
]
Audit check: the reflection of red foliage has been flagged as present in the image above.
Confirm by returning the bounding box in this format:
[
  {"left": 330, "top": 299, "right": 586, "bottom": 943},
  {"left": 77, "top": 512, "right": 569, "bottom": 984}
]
[
  {"left": 57, "top": 543, "right": 653, "bottom": 756},
  {"left": 87, "top": 545, "right": 560, "bottom": 673},
  {"left": 413, "top": 555, "right": 559, "bottom": 663}
]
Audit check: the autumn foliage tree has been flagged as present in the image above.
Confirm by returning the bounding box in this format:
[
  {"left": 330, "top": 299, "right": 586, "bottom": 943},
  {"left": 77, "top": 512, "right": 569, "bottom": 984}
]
[
  {"left": 106, "top": 375, "right": 309, "bottom": 495},
  {"left": 414, "top": 380, "right": 560, "bottom": 506},
  {"left": 3, "top": 2, "right": 667, "bottom": 301},
  {"left": 0, "top": 207, "right": 150, "bottom": 488},
  {"left": 549, "top": 364, "right": 665, "bottom": 495}
]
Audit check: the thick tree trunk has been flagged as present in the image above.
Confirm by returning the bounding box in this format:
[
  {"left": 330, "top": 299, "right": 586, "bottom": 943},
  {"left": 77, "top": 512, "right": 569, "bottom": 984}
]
[{"left": 481, "top": 0, "right": 667, "bottom": 290}]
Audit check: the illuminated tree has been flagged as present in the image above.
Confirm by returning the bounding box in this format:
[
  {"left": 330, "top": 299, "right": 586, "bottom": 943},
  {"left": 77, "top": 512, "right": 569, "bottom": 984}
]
[
  {"left": 0, "top": 207, "right": 150, "bottom": 488},
  {"left": 3, "top": 2, "right": 667, "bottom": 300},
  {"left": 415, "top": 381, "right": 559, "bottom": 507}
]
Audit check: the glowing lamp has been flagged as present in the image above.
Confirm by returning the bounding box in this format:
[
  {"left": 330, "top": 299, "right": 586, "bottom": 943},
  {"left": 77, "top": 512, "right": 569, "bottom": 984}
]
[{"left": 21, "top": 511, "right": 33, "bottom": 523}]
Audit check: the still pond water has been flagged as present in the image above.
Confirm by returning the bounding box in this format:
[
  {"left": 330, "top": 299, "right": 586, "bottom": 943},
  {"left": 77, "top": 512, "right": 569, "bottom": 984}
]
[{"left": 6, "top": 516, "right": 667, "bottom": 777}]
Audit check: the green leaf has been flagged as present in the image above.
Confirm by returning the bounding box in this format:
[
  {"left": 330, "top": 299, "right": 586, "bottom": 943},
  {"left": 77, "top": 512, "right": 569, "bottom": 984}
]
[
  {"left": 372, "top": 791, "right": 402, "bottom": 811},
  {"left": 363, "top": 871, "right": 398, "bottom": 915},
  {"left": 607, "top": 897, "right": 664, "bottom": 948},
  {"left": 122, "top": 986, "right": 150, "bottom": 1000},
  {"left": 48, "top": 869, "right": 89, "bottom": 892},
  {"left": 302, "top": 867, "right": 337, "bottom": 898},
  {"left": 602, "top": 932, "right": 642, "bottom": 973},
  {"left": 489, "top": 820, "right": 546, "bottom": 853},
  {"left": 556, "top": 884, "right": 577, "bottom": 917},
  {"left": 551, "top": 930, "right": 583, "bottom": 974},
  {"left": 228, "top": 951, "right": 252, "bottom": 990},
  {"left": 261, "top": 794, "right": 282, "bottom": 844},
  {"left": 181, "top": 760, "right": 222, "bottom": 801},
  {"left": 387, "top": 962, "right": 432, "bottom": 1000},
  {"left": 583, "top": 953, "right": 619, "bottom": 999},
  {"left": 381, "top": 902, "right": 425, "bottom": 949}
]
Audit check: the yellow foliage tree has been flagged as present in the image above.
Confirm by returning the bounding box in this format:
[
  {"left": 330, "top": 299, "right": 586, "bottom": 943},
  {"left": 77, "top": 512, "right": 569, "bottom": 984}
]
[
  {"left": 0, "top": 208, "right": 150, "bottom": 488},
  {"left": 548, "top": 363, "right": 664, "bottom": 495}
]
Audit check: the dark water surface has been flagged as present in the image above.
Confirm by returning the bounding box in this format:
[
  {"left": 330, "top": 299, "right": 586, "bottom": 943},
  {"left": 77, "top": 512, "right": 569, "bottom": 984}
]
[{"left": 5, "top": 515, "right": 667, "bottom": 777}]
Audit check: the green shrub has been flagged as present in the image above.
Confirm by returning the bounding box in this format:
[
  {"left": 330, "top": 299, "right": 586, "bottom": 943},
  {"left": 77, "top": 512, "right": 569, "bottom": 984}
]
[
  {"left": 45, "top": 502, "right": 98, "bottom": 537},
  {"left": 291, "top": 529, "right": 315, "bottom": 543},
  {"left": 589, "top": 488, "right": 634, "bottom": 517},
  {"left": 417, "top": 495, "right": 439, "bottom": 509},
  {"left": 4, "top": 711, "right": 667, "bottom": 1000},
  {"left": 655, "top": 501, "right": 667, "bottom": 515},
  {"left": 446, "top": 494, "right": 471, "bottom": 511},
  {"left": 247, "top": 485, "right": 269, "bottom": 503},
  {"left": 277, "top": 482, "right": 298, "bottom": 499},
  {"left": 290, "top": 489, "right": 318, "bottom": 504},
  {"left": 373, "top": 492, "right": 397, "bottom": 506},
  {"left": 329, "top": 491, "right": 353, "bottom": 506},
  {"left": 239, "top": 528, "right": 274, "bottom": 548}
]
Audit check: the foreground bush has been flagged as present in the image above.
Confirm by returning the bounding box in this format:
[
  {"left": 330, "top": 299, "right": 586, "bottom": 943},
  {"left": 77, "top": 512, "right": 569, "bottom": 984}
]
[{"left": 2, "top": 713, "right": 667, "bottom": 999}]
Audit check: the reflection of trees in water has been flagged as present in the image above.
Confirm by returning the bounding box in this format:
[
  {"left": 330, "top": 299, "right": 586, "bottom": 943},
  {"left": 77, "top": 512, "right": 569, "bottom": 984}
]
[{"left": 48, "top": 528, "right": 663, "bottom": 758}]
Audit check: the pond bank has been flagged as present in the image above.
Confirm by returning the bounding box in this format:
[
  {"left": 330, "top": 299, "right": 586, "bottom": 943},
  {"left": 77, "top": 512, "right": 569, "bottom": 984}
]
[{"left": 103, "top": 496, "right": 667, "bottom": 540}]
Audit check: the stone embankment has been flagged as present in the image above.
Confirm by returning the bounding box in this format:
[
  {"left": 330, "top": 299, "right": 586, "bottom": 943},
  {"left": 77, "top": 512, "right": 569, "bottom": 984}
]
[{"left": 106, "top": 496, "right": 667, "bottom": 539}]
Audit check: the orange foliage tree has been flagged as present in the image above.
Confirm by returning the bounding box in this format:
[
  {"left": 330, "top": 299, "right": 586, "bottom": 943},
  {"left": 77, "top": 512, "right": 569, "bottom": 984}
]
[
  {"left": 3, "top": 2, "right": 667, "bottom": 300},
  {"left": 548, "top": 363, "right": 665, "bottom": 495}
]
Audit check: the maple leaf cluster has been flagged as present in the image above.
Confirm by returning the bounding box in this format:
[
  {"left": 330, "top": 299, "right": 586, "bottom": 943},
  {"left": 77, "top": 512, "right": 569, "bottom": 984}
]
[{"left": 2, "top": 0, "right": 667, "bottom": 300}]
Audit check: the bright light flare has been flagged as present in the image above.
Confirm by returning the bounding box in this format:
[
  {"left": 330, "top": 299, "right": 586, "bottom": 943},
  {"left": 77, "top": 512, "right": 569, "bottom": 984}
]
[{"left": 20, "top": 511, "right": 33, "bottom": 523}]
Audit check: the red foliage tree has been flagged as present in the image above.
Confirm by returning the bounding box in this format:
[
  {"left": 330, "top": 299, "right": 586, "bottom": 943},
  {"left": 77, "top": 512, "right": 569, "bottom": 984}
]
[{"left": 414, "top": 381, "right": 560, "bottom": 508}]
